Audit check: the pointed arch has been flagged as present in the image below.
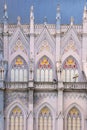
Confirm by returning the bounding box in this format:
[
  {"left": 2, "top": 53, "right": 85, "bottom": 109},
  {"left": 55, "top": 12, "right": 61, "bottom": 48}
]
[
  {"left": 36, "top": 102, "right": 55, "bottom": 130},
  {"left": 62, "top": 55, "right": 79, "bottom": 82},
  {"left": 36, "top": 50, "right": 54, "bottom": 65},
  {"left": 9, "top": 51, "right": 29, "bottom": 65},
  {"left": 64, "top": 103, "right": 85, "bottom": 130},
  {"left": 62, "top": 51, "right": 81, "bottom": 69},
  {"left": 36, "top": 56, "right": 54, "bottom": 82},
  {"left": 64, "top": 103, "right": 84, "bottom": 130},
  {"left": 5, "top": 100, "right": 27, "bottom": 130},
  {"left": 38, "top": 106, "right": 53, "bottom": 130},
  {"left": 9, "top": 106, "right": 24, "bottom": 130},
  {"left": 36, "top": 102, "right": 55, "bottom": 117},
  {"left": 67, "top": 107, "right": 81, "bottom": 130},
  {"left": 10, "top": 55, "right": 28, "bottom": 82}
]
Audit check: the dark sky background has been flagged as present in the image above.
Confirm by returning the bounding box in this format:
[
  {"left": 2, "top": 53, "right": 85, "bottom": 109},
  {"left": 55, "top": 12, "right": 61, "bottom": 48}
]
[{"left": 0, "top": 0, "right": 86, "bottom": 24}]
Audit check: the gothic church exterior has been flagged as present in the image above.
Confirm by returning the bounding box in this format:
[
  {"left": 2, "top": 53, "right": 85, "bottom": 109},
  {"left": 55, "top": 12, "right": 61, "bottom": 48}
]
[{"left": 0, "top": 3, "right": 87, "bottom": 130}]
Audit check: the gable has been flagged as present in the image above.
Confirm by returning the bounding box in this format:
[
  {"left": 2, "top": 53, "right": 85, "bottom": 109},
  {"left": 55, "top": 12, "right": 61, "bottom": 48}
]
[
  {"left": 9, "top": 27, "right": 29, "bottom": 55},
  {"left": 61, "top": 27, "right": 81, "bottom": 56},
  {"left": 35, "top": 26, "right": 55, "bottom": 55},
  {"left": 11, "top": 39, "right": 28, "bottom": 56}
]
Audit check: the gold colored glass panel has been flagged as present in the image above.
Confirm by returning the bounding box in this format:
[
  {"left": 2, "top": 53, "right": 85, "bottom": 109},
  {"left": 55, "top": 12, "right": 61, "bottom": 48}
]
[
  {"left": 15, "top": 57, "right": 23, "bottom": 66},
  {"left": 10, "top": 107, "right": 23, "bottom": 130},
  {"left": 39, "top": 107, "right": 52, "bottom": 130},
  {"left": 40, "top": 107, "right": 50, "bottom": 115},
  {"left": 69, "top": 107, "right": 79, "bottom": 116},
  {"left": 39, "top": 57, "right": 51, "bottom": 69},
  {"left": 67, "top": 107, "right": 81, "bottom": 130},
  {"left": 12, "top": 106, "right": 22, "bottom": 114}
]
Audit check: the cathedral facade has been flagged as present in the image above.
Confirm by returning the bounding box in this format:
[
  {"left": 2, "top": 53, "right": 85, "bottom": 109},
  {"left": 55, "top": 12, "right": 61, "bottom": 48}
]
[{"left": 0, "top": 3, "right": 87, "bottom": 130}]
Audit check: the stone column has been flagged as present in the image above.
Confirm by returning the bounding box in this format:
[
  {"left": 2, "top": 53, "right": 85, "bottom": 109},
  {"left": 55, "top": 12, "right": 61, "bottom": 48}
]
[
  {"left": 3, "top": 3, "right": 9, "bottom": 61},
  {"left": 56, "top": 62, "right": 64, "bottom": 130},
  {"left": 28, "top": 89, "right": 34, "bottom": 130},
  {"left": 57, "top": 82, "right": 64, "bottom": 130},
  {"left": 3, "top": 30, "right": 9, "bottom": 61},
  {"left": 0, "top": 90, "right": 4, "bottom": 130}
]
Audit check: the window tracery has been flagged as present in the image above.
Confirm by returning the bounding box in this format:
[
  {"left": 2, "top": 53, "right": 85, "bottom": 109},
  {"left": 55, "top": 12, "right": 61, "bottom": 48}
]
[
  {"left": 63, "top": 38, "right": 78, "bottom": 55},
  {"left": 67, "top": 107, "right": 81, "bottom": 130},
  {"left": 11, "top": 40, "right": 27, "bottom": 55},
  {"left": 37, "top": 56, "right": 53, "bottom": 82},
  {"left": 62, "top": 56, "right": 79, "bottom": 82},
  {"left": 9, "top": 106, "right": 24, "bottom": 130},
  {"left": 11, "top": 56, "right": 28, "bottom": 82},
  {"left": 38, "top": 107, "right": 52, "bottom": 130},
  {"left": 39, "top": 40, "right": 50, "bottom": 53}
]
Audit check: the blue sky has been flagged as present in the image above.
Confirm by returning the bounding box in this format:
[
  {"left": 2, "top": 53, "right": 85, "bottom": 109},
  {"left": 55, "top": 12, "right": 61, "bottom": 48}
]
[{"left": 0, "top": 0, "right": 86, "bottom": 24}]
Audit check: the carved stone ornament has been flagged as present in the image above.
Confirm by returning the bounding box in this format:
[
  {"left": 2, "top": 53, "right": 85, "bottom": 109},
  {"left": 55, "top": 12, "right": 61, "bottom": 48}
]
[
  {"left": 11, "top": 40, "right": 27, "bottom": 55},
  {"left": 39, "top": 40, "right": 50, "bottom": 53},
  {"left": 63, "top": 38, "right": 78, "bottom": 54}
]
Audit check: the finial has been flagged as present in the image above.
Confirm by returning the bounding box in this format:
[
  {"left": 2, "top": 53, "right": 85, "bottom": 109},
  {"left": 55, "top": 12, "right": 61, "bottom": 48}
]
[
  {"left": 56, "top": 4, "right": 61, "bottom": 31},
  {"left": 17, "top": 16, "right": 21, "bottom": 25},
  {"left": 57, "top": 4, "right": 60, "bottom": 13},
  {"left": 44, "top": 16, "right": 47, "bottom": 25},
  {"left": 3, "top": 2, "right": 8, "bottom": 22},
  {"left": 56, "top": 4, "right": 61, "bottom": 20},
  {"left": 83, "top": 1, "right": 87, "bottom": 20},
  {"left": 30, "top": 5, "right": 34, "bottom": 20},
  {"left": 4, "top": 3, "right": 7, "bottom": 11},
  {"left": 31, "top": 5, "right": 34, "bottom": 12},
  {"left": 84, "top": 1, "right": 87, "bottom": 11},
  {"left": 70, "top": 16, "right": 74, "bottom": 26}
]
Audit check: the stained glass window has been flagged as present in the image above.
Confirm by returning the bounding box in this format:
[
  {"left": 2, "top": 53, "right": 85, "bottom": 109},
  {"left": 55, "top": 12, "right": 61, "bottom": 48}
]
[
  {"left": 9, "top": 106, "right": 24, "bottom": 130},
  {"left": 67, "top": 107, "right": 81, "bottom": 130},
  {"left": 38, "top": 107, "right": 52, "bottom": 130},
  {"left": 62, "top": 56, "right": 79, "bottom": 82},
  {"left": 11, "top": 56, "right": 28, "bottom": 82},
  {"left": 37, "top": 56, "right": 53, "bottom": 82}
]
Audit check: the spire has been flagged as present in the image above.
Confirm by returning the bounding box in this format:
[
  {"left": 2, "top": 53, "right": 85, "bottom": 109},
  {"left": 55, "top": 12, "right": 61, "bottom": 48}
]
[
  {"left": 3, "top": 2, "right": 8, "bottom": 23},
  {"left": 30, "top": 5, "right": 34, "bottom": 34},
  {"left": 30, "top": 5, "right": 34, "bottom": 21},
  {"left": 83, "top": 2, "right": 87, "bottom": 21},
  {"left": 84, "top": 1, "right": 87, "bottom": 10},
  {"left": 44, "top": 16, "right": 47, "bottom": 25},
  {"left": 56, "top": 4, "right": 61, "bottom": 31},
  {"left": 70, "top": 16, "right": 74, "bottom": 26},
  {"left": 17, "top": 16, "right": 21, "bottom": 26}
]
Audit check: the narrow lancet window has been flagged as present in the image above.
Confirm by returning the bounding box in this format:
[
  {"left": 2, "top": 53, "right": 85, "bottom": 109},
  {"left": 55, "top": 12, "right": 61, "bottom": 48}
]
[{"left": 37, "top": 56, "right": 53, "bottom": 82}]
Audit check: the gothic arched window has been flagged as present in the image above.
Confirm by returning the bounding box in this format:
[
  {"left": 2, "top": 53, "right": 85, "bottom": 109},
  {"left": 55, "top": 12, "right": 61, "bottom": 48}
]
[
  {"left": 11, "top": 56, "right": 28, "bottom": 82},
  {"left": 37, "top": 56, "right": 53, "bottom": 82},
  {"left": 62, "top": 56, "right": 79, "bottom": 82},
  {"left": 38, "top": 107, "right": 53, "bottom": 130},
  {"left": 9, "top": 106, "right": 24, "bottom": 130},
  {"left": 67, "top": 107, "right": 81, "bottom": 130}
]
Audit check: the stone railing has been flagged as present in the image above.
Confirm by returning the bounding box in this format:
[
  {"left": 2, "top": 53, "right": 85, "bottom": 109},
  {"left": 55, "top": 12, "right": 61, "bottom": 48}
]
[
  {"left": 35, "top": 82, "right": 57, "bottom": 90},
  {"left": 4, "top": 81, "right": 87, "bottom": 90},
  {"left": 5, "top": 82, "right": 28, "bottom": 89},
  {"left": 63, "top": 82, "right": 87, "bottom": 90},
  {"left": 5, "top": 81, "right": 57, "bottom": 90}
]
